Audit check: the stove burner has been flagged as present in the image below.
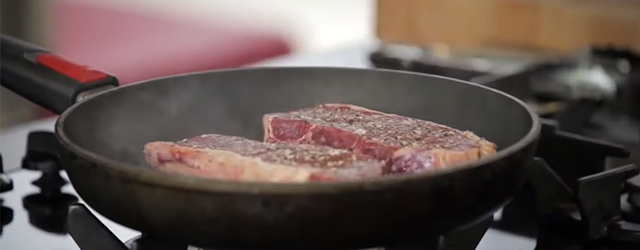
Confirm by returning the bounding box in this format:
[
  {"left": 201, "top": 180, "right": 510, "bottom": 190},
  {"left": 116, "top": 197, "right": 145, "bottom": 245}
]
[
  {"left": 22, "top": 131, "right": 78, "bottom": 234},
  {"left": 489, "top": 121, "right": 640, "bottom": 248},
  {"left": 505, "top": 159, "right": 640, "bottom": 249}
]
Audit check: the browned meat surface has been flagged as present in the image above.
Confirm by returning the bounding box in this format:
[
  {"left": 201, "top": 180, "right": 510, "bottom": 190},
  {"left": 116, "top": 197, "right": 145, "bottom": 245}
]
[
  {"left": 144, "top": 134, "right": 386, "bottom": 182},
  {"left": 263, "top": 104, "right": 497, "bottom": 173}
]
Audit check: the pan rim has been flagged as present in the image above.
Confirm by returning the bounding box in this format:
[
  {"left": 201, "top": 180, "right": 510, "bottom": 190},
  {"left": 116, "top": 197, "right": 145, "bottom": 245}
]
[{"left": 55, "top": 66, "right": 541, "bottom": 194}]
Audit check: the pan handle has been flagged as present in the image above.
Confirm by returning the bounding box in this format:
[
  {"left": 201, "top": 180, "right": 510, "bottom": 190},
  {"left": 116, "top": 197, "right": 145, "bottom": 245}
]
[{"left": 0, "top": 34, "right": 119, "bottom": 114}]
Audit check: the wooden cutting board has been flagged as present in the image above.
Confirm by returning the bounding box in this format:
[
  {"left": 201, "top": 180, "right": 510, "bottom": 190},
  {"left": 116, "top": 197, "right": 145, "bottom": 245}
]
[{"left": 376, "top": 0, "right": 640, "bottom": 54}]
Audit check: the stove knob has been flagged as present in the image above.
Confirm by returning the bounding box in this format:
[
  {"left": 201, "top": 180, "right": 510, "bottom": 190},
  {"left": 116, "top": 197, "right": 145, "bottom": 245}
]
[
  {"left": 23, "top": 192, "right": 78, "bottom": 234},
  {"left": 1, "top": 201, "right": 14, "bottom": 236},
  {"left": 0, "top": 155, "right": 14, "bottom": 193},
  {"left": 22, "top": 131, "right": 62, "bottom": 172}
]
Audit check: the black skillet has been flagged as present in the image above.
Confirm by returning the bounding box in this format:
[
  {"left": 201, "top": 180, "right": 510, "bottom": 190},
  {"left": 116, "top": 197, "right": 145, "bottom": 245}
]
[{"left": 0, "top": 35, "right": 541, "bottom": 249}]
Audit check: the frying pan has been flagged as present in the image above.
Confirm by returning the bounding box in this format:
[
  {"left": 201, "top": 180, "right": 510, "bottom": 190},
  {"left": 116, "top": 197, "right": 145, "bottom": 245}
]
[{"left": 0, "top": 35, "right": 541, "bottom": 249}]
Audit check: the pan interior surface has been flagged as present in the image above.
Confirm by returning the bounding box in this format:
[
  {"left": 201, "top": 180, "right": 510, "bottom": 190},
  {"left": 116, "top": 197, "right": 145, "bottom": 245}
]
[{"left": 60, "top": 67, "right": 536, "bottom": 185}]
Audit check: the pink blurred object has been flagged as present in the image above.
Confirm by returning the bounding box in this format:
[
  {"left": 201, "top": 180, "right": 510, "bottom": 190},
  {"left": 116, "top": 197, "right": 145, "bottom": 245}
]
[{"left": 39, "top": 0, "right": 291, "bottom": 117}]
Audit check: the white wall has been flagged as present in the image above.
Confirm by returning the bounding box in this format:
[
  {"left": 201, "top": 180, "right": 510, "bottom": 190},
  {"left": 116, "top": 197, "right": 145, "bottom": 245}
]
[{"left": 66, "top": 0, "right": 376, "bottom": 53}]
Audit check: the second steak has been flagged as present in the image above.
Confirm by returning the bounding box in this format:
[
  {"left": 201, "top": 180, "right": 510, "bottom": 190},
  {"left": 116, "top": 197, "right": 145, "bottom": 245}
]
[
  {"left": 263, "top": 104, "right": 497, "bottom": 173},
  {"left": 144, "top": 134, "right": 386, "bottom": 182}
]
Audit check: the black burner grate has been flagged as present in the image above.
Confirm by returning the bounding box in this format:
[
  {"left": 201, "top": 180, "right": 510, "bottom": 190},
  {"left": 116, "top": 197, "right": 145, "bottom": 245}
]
[{"left": 70, "top": 202, "right": 491, "bottom": 250}]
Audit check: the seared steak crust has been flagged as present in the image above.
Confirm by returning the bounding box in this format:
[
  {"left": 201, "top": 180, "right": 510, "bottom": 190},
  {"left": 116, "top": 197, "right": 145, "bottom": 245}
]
[{"left": 263, "top": 104, "right": 497, "bottom": 173}]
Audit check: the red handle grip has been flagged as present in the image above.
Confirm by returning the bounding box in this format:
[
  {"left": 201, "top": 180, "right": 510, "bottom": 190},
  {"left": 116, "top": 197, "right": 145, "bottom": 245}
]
[
  {"left": 0, "top": 34, "right": 119, "bottom": 114},
  {"left": 35, "top": 53, "right": 110, "bottom": 84}
]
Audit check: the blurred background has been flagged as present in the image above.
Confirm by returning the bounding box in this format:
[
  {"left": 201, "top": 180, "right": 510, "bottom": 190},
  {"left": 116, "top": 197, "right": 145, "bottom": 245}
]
[
  {"left": 2, "top": 0, "right": 640, "bottom": 132},
  {"left": 0, "top": 0, "right": 375, "bottom": 130}
]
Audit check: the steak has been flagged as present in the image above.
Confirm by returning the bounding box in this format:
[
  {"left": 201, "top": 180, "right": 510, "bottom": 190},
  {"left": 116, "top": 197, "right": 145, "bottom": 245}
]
[
  {"left": 144, "top": 134, "right": 386, "bottom": 182},
  {"left": 263, "top": 104, "right": 497, "bottom": 173}
]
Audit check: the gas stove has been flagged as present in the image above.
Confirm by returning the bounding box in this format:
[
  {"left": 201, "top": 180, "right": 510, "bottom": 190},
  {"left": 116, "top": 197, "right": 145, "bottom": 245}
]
[{"left": 1, "top": 41, "right": 640, "bottom": 250}]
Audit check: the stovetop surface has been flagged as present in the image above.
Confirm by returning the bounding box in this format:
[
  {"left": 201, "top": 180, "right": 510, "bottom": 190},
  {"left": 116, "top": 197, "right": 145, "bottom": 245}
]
[
  {"left": 3, "top": 170, "right": 639, "bottom": 250},
  {"left": 1, "top": 168, "right": 541, "bottom": 250},
  {"left": 2, "top": 41, "right": 640, "bottom": 250},
  {"left": 1, "top": 171, "right": 137, "bottom": 250}
]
